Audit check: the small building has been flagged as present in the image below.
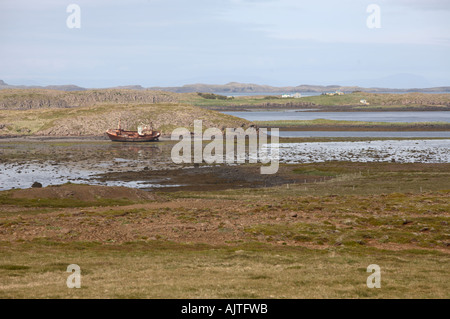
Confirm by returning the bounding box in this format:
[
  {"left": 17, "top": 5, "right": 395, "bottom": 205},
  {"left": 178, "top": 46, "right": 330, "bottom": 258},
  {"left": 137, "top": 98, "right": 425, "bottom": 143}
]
[
  {"left": 281, "top": 93, "right": 302, "bottom": 98},
  {"left": 360, "top": 99, "right": 369, "bottom": 105}
]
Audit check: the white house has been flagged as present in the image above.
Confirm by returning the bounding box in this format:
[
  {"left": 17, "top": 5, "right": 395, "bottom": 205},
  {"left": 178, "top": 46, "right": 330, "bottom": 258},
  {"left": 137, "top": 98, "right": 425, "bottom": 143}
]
[
  {"left": 281, "top": 93, "right": 302, "bottom": 98},
  {"left": 360, "top": 99, "right": 369, "bottom": 105}
]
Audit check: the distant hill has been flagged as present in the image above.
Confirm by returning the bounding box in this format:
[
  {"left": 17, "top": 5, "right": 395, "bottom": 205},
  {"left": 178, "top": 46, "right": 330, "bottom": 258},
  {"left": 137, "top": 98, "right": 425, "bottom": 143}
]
[
  {"left": 148, "top": 82, "right": 450, "bottom": 94},
  {"left": 111, "top": 85, "right": 146, "bottom": 90},
  {"left": 44, "top": 85, "right": 86, "bottom": 91},
  {"left": 1, "top": 80, "right": 449, "bottom": 94},
  {"left": 0, "top": 80, "right": 86, "bottom": 91}
]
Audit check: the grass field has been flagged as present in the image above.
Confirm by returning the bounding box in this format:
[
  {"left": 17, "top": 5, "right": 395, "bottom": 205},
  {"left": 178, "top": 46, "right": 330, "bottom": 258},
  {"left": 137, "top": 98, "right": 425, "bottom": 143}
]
[
  {"left": 1, "top": 241, "right": 447, "bottom": 298},
  {"left": 182, "top": 92, "right": 450, "bottom": 110},
  {"left": 0, "top": 161, "right": 448, "bottom": 298}
]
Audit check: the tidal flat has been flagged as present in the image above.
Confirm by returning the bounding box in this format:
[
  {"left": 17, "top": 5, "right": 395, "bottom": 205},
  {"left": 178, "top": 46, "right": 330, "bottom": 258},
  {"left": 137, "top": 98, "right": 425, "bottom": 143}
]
[{"left": 1, "top": 138, "right": 449, "bottom": 190}]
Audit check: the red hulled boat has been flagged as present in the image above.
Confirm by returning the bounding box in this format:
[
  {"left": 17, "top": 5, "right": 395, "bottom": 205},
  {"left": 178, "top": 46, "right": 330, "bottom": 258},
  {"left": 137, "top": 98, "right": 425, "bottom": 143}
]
[{"left": 106, "top": 121, "right": 161, "bottom": 142}]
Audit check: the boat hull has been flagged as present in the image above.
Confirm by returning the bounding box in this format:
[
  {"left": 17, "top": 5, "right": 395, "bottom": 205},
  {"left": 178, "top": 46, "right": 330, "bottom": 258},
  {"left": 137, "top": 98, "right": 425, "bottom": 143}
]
[{"left": 106, "top": 130, "right": 161, "bottom": 142}]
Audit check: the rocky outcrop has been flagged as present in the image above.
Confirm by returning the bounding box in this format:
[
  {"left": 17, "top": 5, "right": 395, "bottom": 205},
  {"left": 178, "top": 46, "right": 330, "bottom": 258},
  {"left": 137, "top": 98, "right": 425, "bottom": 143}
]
[
  {"left": 0, "top": 89, "right": 179, "bottom": 110},
  {"left": 0, "top": 102, "right": 251, "bottom": 137}
]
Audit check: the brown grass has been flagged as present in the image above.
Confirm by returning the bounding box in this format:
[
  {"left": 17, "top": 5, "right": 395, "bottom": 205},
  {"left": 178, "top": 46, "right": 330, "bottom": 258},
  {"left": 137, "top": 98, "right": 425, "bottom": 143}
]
[{"left": 0, "top": 161, "right": 449, "bottom": 298}]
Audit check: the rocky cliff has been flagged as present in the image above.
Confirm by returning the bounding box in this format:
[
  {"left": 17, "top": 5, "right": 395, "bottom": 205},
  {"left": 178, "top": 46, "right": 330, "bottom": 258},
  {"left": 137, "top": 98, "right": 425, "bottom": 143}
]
[{"left": 0, "top": 89, "right": 179, "bottom": 110}]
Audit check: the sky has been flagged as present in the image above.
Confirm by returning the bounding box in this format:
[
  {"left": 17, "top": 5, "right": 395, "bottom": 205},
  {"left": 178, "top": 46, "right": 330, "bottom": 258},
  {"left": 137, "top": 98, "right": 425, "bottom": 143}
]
[{"left": 1, "top": 0, "right": 449, "bottom": 88}]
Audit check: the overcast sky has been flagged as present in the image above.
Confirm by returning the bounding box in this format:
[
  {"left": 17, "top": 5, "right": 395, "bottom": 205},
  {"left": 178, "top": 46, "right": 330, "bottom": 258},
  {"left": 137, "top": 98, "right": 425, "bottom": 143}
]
[{"left": 1, "top": 0, "right": 449, "bottom": 88}]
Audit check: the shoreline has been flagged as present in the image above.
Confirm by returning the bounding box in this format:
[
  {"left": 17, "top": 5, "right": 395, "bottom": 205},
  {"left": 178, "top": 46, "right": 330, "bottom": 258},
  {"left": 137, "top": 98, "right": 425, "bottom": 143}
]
[
  {"left": 208, "top": 105, "right": 450, "bottom": 112},
  {"left": 273, "top": 125, "right": 450, "bottom": 131},
  {"left": 1, "top": 130, "right": 449, "bottom": 142},
  {"left": 255, "top": 120, "right": 450, "bottom": 132},
  {"left": 0, "top": 135, "right": 174, "bottom": 142}
]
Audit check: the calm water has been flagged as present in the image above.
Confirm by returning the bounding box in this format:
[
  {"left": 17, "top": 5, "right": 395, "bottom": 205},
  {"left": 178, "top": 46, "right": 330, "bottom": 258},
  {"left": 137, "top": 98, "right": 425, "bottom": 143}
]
[
  {"left": 224, "top": 111, "right": 450, "bottom": 123},
  {"left": 271, "top": 131, "right": 450, "bottom": 138}
]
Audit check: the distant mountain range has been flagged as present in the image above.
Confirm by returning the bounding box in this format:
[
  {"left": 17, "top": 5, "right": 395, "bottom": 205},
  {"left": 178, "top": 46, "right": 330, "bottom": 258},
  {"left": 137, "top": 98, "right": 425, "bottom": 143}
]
[
  {"left": 0, "top": 80, "right": 86, "bottom": 92},
  {"left": 1, "top": 80, "right": 449, "bottom": 93}
]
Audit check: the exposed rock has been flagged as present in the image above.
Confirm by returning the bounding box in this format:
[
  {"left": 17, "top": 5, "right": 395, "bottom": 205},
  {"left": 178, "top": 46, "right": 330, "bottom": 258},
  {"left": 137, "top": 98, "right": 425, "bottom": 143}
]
[
  {"left": 31, "top": 182, "right": 42, "bottom": 188},
  {"left": 402, "top": 219, "right": 413, "bottom": 225},
  {"left": 0, "top": 89, "right": 179, "bottom": 110}
]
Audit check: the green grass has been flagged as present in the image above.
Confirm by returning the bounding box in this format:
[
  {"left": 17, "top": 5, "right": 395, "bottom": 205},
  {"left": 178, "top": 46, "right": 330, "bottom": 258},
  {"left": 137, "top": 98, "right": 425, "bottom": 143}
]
[
  {"left": 0, "top": 264, "right": 31, "bottom": 271},
  {"left": 255, "top": 119, "right": 449, "bottom": 128},
  {"left": 0, "top": 193, "right": 137, "bottom": 208},
  {"left": 292, "top": 167, "right": 345, "bottom": 177},
  {"left": 182, "top": 92, "right": 450, "bottom": 108},
  {"left": 296, "top": 93, "right": 376, "bottom": 106}
]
